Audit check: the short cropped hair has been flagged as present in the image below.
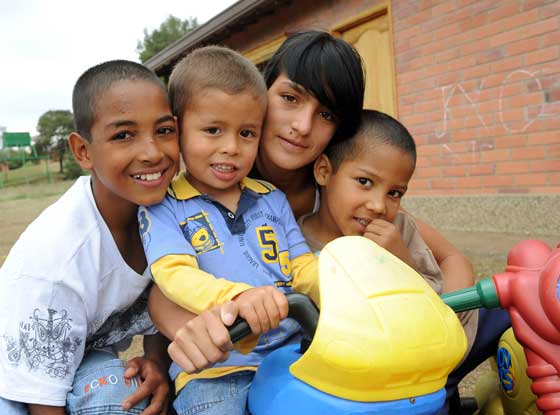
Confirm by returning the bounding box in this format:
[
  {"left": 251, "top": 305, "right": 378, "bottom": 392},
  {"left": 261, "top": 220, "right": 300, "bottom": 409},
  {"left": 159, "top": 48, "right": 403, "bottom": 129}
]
[
  {"left": 264, "top": 31, "right": 365, "bottom": 143},
  {"left": 169, "top": 45, "right": 267, "bottom": 125},
  {"left": 325, "top": 109, "right": 417, "bottom": 172},
  {"left": 72, "top": 60, "right": 164, "bottom": 141}
]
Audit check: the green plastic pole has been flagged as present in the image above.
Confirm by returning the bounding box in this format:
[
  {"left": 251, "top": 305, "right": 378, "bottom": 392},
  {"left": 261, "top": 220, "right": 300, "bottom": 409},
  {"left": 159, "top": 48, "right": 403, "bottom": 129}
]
[{"left": 441, "top": 278, "right": 501, "bottom": 313}]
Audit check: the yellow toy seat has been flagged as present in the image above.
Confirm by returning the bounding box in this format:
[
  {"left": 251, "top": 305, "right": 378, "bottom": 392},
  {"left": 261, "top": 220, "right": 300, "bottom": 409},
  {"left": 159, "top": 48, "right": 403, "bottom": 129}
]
[{"left": 290, "top": 236, "right": 467, "bottom": 402}]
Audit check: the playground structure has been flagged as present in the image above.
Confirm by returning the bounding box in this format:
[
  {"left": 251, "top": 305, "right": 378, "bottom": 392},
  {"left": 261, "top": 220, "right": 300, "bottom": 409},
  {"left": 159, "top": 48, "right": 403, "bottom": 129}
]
[{"left": 0, "top": 132, "right": 51, "bottom": 188}]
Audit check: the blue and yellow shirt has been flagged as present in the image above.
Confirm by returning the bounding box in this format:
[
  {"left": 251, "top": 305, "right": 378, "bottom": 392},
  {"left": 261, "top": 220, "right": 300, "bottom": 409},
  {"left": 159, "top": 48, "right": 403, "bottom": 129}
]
[{"left": 139, "top": 174, "right": 319, "bottom": 390}]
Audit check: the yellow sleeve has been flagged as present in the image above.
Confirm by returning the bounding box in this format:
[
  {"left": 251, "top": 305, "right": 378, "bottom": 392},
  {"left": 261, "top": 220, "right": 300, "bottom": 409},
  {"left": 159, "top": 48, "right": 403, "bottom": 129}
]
[
  {"left": 291, "top": 252, "right": 320, "bottom": 307},
  {"left": 151, "top": 254, "right": 253, "bottom": 314}
]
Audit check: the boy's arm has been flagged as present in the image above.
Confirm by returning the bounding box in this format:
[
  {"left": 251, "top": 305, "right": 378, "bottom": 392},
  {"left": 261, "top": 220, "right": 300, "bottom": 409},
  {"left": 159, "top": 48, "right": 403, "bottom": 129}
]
[
  {"left": 0, "top": 277, "right": 87, "bottom": 408},
  {"left": 150, "top": 254, "right": 253, "bottom": 314},
  {"left": 291, "top": 253, "right": 320, "bottom": 306},
  {"left": 139, "top": 202, "right": 253, "bottom": 314},
  {"left": 411, "top": 215, "right": 474, "bottom": 292}
]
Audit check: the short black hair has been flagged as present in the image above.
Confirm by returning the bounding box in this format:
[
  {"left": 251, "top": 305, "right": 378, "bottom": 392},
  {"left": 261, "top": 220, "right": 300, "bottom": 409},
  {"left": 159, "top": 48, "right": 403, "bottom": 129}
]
[
  {"left": 325, "top": 109, "right": 417, "bottom": 172},
  {"left": 264, "top": 31, "right": 364, "bottom": 143},
  {"left": 72, "top": 60, "right": 165, "bottom": 141}
]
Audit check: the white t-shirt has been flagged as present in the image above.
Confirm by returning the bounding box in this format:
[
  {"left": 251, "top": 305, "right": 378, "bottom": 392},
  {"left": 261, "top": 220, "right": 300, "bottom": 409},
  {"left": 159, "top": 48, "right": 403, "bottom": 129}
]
[{"left": 0, "top": 176, "right": 155, "bottom": 406}]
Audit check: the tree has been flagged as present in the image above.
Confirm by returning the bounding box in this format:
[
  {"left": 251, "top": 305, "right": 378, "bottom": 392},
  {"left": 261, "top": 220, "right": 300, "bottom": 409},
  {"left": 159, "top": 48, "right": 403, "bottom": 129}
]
[
  {"left": 36, "top": 110, "right": 74, "bottom": 173},
  {"left": 137, "top": 15, "right": 198, "bottom": 63}
]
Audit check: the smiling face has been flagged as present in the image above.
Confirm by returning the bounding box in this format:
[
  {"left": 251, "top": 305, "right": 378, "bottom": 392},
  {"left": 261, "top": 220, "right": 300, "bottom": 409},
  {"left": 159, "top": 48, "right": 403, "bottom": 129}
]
[
  {"left": 180, "top": 88, "right": 266, "bottom": 204},
  {"left": 259, "top": 74, "right": 337, "bottom": 172},
  {"left": 315, "top": 142, "right": 415, "bottom": 239},
  {"left": 80, "top": 80, "right": 179, "bottom": 208}
]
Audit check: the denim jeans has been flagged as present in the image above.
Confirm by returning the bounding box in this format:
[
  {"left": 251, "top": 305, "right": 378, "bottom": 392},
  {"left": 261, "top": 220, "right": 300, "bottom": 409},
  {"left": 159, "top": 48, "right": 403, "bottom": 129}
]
[
  {"left": 0, "top": 349, "right": 148, "bottom": 414},
  {"left": 173, "top": 371, "right": 254, "bottom": 415}
]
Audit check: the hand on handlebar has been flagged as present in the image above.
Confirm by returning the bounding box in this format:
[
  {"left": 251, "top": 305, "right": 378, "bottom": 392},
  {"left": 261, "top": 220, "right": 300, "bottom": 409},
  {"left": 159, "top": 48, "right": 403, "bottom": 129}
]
[
  {"left": 168, "top": 301, "right": 239, "bottom": 374},
  {"left": 233, "top": 286, "right": 289, "bottom": 335}
]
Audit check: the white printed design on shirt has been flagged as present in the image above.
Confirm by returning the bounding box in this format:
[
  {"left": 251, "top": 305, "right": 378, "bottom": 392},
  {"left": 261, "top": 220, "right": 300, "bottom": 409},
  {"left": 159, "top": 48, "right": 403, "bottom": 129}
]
[{"left": 4, "top": 308, "right": 81, "bottom": 379}]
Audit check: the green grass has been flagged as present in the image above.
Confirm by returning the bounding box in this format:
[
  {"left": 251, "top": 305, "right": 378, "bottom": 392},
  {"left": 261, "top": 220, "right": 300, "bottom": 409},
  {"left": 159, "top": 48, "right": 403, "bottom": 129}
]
[
  {"left": 0, "top": 160, "right": 58, "bottom": 188},
  {"left": 0, "top": 178, "right": 73, "bottom": 202}
]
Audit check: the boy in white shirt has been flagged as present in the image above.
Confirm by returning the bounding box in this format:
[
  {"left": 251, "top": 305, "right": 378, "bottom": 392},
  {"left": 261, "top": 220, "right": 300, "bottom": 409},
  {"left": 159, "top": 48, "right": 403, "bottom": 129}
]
[{"left": 0, "top": 60, "right": 177, "bottom": 415}]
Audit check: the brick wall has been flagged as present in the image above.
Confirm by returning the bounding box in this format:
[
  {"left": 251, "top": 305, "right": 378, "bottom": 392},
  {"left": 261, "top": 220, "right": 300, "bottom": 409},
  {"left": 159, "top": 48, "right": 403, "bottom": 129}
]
[{"left": 392, "top": 0, "right": 559, "bottom": 195}]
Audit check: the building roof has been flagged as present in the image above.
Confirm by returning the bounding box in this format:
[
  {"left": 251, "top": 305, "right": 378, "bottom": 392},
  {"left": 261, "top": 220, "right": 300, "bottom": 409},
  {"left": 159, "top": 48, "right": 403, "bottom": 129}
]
[{"left": 145, "top": 0, "right": 284, "bottom": 76}]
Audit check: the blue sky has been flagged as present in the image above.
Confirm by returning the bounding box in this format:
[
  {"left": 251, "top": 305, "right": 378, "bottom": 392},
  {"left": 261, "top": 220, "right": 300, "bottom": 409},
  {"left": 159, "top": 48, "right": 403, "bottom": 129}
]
[{"left": 0, "top": 0, "right": 237, "bottom": 136}]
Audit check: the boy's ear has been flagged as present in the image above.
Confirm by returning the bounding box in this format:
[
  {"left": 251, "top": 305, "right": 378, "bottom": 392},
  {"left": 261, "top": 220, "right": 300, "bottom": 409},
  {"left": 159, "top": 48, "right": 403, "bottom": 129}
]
[
  {"left": 68, "top": 132, "right": 93, "bottom": 170},
  {"left": 314, "top": 154, "right": 333, "bottom": 186}
]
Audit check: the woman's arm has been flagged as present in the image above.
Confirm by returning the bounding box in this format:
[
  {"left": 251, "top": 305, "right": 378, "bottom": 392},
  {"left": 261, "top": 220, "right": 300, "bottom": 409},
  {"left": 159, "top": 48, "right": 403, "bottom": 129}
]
[
  {"left": 413, "top": 216, "right": 475, "bottom": 292},
  {"left": 148, "top": 284, "right": 196, "bottom": 341},
  {"left": 148, "top": 285, "right": 240, "bottom": 373}
]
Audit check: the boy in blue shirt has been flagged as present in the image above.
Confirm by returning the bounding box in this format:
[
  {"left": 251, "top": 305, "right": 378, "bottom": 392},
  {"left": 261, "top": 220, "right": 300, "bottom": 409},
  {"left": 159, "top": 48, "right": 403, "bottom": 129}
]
[{"left": 139, "top": 46, "right": 319, "bottom": 415}]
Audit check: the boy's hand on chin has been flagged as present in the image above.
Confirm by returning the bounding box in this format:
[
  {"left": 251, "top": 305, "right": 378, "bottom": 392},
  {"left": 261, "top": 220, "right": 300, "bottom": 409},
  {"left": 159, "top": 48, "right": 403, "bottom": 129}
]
[
  {"left": 233, "top": 286, "right": 288, "bottom": 335},
  {"left": 363, "top": 219, "right": 417, "bottom": 269},
  {"left": 122, "top": 357, "right": 169, "bottom": 415}
]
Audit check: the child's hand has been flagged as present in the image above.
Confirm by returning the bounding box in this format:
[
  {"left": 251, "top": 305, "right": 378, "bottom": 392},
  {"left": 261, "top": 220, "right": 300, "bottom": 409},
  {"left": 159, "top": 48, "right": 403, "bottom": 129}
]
[
  {"left": 364, "top": 218, "right": 416, "bottom": 269},
  {"left": 168, "top": 301, "right": 239, "bottom": 374},
  {"left": 233, "top": 286, "right": 288, "bottom": 335},
  {"left": 122, "top": 356, "right": 169, "bottom": 415}
]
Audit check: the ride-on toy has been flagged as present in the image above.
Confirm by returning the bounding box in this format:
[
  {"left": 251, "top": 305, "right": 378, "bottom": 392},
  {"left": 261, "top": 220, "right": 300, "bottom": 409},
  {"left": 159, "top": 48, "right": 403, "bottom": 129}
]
[
  {"left": 228, "top": 237, "right": 560, "bottom": 414},
  {"left": 230, "top": 236, "right": 468, "bottom": 414}
]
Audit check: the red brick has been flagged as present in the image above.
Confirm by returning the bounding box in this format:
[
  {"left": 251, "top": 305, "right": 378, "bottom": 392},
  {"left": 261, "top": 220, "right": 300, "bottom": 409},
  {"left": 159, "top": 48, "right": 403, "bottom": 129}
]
[
  {"left": 489, "top": 29, "right": 522, "bottom": 48},
  {"left": 483, "top": 175, "right": 515, "bottom": 186},
  {"left": 481, "top": 149, "right": 511, "bottom": 162},
  {"left": 550, "top": 173, "right": 560, "bottom": 185},
  {"left": 548, "top": 144, "right": 560, "bottom": 158},
  {"left": 511, "top": 146, "right": 546, "bottom": 160},
  {"left": 490, "top": 56, "right": 523, "bottom": 74},
  {"left": 414, "top": 166, "right": 442, "bottom": 178},
  {"left": 523, "top": 17, "right": 559, "bottom": 38},
  {"left": 417, "top": 144, "right": 442, "bottom": 156},
  {"left": 513, "top": 173, "right": 548, "bottom": 186},
  {"left": 470, "top": 164, "right": 496, "bottom": 175},
  {"left": 404, "top": 8, "right": 433, "bottom": 26},
  {"left": 408, "top": 178, "right": 432, "bottom": 190},
  {"left": 463, "top": 63, "right": 491, "bottom": 80},
  {"left": 496, "top": 161, "right": 529, "bottom": 174},
  {"left": 462, "top": 38, "right": 491, "bottom": 56},
  {"left": 431, "top": 178, "right": 456, "bottom": 188},
  {"left": 525, "top": 46, "right": 559, "bottom": 65},
  {"left": 449, "top": 55, "right": 478, "bottom": 71},
  {"left": 487, "top": 3, "right": 522, "bottom": 22},
  {"left": 523, "top": 0, "right": 556, "bottom": 11},
  {"left": 541, "top": 28, "right": 560, "bottom": 48},
  {"left": 540, "top": 2, "right": 560, "bottom": 18},
  {"left": 435, "top": 48, "right": 461, "bottom": 63},
  {"left": 452, "top": 152, "right": 482, "bottom": 165},
  {"left": 410, "top": 31, "right": 435, "bottom": 49},
  {"left": 443, "top": 165, "right": 469, "bottom": 176},
  {"left": 432, "top": 1, "right": 457, "bottom": 15},
  {"left": 530, "top": 160, "right": 560, "bottom": 172},
  {"left": 494, "top": 134, "right": 527, "bottom": 148},
  {"left": 455, "top": 177, "right": 483, "bottom": 188},
  {"left": 477, "top": 47, "right": 506, "bottom": 64},
  {"left": 506, "top": 38, "right": 540, "bottom": 56},
  {"left": 507, "top": 92, "right": 546, "bottom": 108},
  {"left": 528, "top": 131, "right": 560, "bottom": 145}
]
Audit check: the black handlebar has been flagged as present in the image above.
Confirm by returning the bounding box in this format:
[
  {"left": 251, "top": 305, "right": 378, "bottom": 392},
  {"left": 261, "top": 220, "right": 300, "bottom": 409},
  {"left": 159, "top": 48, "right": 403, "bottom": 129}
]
[{"left": 228, "top": 293, "right": 320, "bottom": 345}]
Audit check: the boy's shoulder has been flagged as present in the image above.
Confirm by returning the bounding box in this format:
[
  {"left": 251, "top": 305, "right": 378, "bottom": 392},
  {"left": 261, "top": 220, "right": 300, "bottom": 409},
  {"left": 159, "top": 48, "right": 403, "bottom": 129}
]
[{"left": 1, "top": 177, "right": 113, "bottom": 280}]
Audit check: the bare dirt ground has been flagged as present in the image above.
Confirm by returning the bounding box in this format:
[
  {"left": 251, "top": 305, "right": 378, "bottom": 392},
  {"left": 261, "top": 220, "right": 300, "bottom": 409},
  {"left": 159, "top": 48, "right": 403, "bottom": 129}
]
[{"left": 1, "top": 179, "right": 556, "bottom": 399}]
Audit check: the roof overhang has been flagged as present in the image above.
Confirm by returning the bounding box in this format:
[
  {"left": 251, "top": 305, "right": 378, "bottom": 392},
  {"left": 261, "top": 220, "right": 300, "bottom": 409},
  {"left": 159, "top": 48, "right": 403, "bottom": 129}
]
[{"left": 145, "top": 0, "right": 284, "bottom": 76}]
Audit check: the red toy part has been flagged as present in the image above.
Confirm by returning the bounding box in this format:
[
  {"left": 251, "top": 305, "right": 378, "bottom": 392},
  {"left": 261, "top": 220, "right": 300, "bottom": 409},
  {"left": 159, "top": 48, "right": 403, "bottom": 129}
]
[{"left": 492, "top": 240, "right": 560, "bottom": 414}]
